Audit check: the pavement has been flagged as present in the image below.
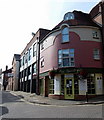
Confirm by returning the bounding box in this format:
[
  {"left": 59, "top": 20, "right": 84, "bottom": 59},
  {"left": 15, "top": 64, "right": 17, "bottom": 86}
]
[{"left": 9, "top": 91, "right": 104, "bottom": 106}]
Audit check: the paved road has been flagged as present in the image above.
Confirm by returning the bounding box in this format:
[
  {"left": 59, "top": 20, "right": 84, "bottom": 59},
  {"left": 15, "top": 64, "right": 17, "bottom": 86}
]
[{"left": 0, "top": 91, "right": 103, "bottom": 119}]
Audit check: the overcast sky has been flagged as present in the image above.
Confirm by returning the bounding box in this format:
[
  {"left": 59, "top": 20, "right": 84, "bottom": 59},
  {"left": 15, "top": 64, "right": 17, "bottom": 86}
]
[{"left": 0, "top": 0, "right": 100, "bottom": 71}]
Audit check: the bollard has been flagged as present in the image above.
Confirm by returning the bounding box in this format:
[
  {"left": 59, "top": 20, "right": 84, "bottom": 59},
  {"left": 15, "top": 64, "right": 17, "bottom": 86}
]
[{"left": 86, "top": 92, "right": 88, "bottom": 102}]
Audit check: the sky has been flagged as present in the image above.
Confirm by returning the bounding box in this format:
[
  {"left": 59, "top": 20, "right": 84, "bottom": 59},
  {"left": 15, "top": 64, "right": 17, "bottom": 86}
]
[{"left": 0, "top": 0, "right": 101, "bottom": 71}]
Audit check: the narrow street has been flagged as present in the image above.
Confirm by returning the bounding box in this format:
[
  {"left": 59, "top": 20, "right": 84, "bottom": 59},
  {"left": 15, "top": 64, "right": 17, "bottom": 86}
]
[{"left": 0, "top": 91, "right": 103, "bottom": 119}]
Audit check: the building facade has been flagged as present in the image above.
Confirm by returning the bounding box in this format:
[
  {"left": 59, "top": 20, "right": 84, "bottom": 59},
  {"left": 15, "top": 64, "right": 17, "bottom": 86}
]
[
  {"left": 12, "top": 54, "right": 20, "bottom": 91},
  {"left": 14, "top": 1, "right": 104, "bottom": 100},
  {"left": 39, "top": 11, "right": 104, "bottom": 100},
  {"left": 19, "top": 29, "right": 50, "bottom": 94},
  {"left": 2, "top": 66, "right": 12, "bottom": 91},
  {"left": 0, "top": 69, "right": 3, "bottom": 90}
]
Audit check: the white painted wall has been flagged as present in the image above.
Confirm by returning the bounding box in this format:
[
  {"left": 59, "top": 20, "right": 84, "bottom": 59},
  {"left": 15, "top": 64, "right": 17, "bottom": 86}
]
[
  {"left": 54, "top": 75, "right": 61, "bottom": 95},
  {"left": 40, "top": 31, "right": 61, "bottom": 53},
  {"left": 95, "top": 74, "right": 103, "bottom": 95},
  {"left": 79, "top": 79, "right": 87, "bottom": 95}
]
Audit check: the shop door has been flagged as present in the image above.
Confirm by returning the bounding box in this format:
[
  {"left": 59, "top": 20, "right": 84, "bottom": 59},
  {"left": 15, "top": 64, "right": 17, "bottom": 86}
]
[{"left": 64, "top": 75, "right": 74, "bottom": 99}]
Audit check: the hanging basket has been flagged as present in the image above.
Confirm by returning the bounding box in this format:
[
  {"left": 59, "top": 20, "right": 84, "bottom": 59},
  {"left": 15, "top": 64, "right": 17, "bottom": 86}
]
[
  {"left": 49, "top": 69, "right": 58, "bottom": 79},
  {"left": 78, "top": 69, "right": 88, "bottom": 79}
]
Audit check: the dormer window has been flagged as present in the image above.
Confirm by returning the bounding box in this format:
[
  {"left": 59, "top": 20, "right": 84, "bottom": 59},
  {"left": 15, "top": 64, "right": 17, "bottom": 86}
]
[{"left": 64, "top": 12, "right": 74, "bottom": 21}]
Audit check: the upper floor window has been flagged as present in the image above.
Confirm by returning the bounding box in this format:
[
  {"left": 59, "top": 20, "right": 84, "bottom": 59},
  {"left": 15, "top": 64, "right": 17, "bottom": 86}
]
[
  {"left": 64, "top": 12, "right": 74, "bottom": 21},
  {"left": 33, "top": 63, "right": 36, "bottom": 74},
  {"left": 58, "top": 49, "right": 75, "bottom": 67},
  {"left": 21, "top": 56, "right": 25, "bottom": 66},
  {"left": 41, "top": 42, "right": 44, "bottom": 50},
  {"left": 33, "top": 43, "right": 37, "bottom": 57},
  {"left": 93, "top": 48, "right": 100, "bottom": 60},
  {"left": 41, "top": 58, "right": 44, "bottom": 68},
  {"left": 25, "top": 52, "right": 28, "bottom": 63},
  {"left": 28, "top": 66, "right": 31, "bottom": 75},
  {"left": 62, "top": 27, "right": 69, "bottom": 43},
  {"left": 92, "top": 31, "right": 99, "bottom": 39},
  {"left": 28, "top": 48, "right": 32, "bottom": 61}
]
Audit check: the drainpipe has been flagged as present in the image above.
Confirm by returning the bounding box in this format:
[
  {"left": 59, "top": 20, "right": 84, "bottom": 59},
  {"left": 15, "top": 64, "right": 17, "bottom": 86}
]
[
  {"left": 101, "top": 1, "right": 104, "bottom": 94},
  {"left": 36, "top": 37, "right": 40, "bottom": 95}
]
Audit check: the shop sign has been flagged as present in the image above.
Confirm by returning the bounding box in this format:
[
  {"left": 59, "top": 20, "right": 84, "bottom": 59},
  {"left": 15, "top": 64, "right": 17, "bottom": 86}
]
[{"left": 65, "top": 74, "right": 74, "bottom": 78}]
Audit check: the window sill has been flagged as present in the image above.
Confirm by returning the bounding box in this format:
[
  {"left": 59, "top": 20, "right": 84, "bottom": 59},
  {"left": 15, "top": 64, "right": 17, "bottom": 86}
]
[
  {"left": 93, "top": 37, "right": 99, "bottom": 39},
  {"left": 94, "top": 58, "right": 100, "bottom": 61},
  {"left": 61, "top": 41, "right": 70, "bottom": 44}
]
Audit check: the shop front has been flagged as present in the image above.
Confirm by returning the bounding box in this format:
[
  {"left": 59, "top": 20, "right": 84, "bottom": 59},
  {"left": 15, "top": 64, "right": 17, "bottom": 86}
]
[{"left": 48, "top": 68, "right": 104, "bottom": 100}]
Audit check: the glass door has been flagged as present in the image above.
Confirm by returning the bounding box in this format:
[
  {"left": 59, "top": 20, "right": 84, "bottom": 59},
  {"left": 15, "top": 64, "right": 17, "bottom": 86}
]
[{"left": 64, "top": 75, "right": 74, "bottom": 99}]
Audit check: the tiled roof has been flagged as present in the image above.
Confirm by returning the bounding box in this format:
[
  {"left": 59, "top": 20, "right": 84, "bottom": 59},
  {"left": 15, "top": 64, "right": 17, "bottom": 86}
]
[{"left": 52, "top": 11, "right": 99, "bottom": 31}]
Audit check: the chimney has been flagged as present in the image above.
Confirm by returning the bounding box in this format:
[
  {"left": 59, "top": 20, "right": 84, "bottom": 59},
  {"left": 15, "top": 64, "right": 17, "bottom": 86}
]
[{"left": 6, "top": 65, "right": 8, "bottom": 70}]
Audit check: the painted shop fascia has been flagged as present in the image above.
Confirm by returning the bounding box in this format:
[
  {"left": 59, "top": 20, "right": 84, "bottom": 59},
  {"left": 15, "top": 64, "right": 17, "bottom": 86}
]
[{"left": 39, "top": 67, "right": 103, "bottom": 100}]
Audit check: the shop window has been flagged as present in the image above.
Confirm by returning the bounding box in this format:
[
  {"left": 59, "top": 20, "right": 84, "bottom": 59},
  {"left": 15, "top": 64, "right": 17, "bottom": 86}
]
[
  {"left": 49, "top": 78, "right": 54, "bottom": 94},
  {"left": 87, "top": 74, "right": 95, "bottom": 94},
  {"left": 61, "top": 75, "right": 64, "bottom": 95},
  {"left": 93, "top": 48, "right": 100, "bottom": 60},
  {"left": 58, "top": 49, "right": 75, "bottom": 67},
  {"left": 40, "top": 79, "right": 43, "bottom": 95},
  {"left": 62, "top": 27, "right": 69, "bottom": 43},
  {"left": 74, "top": 75, "right": 79, "bottom": 94}
]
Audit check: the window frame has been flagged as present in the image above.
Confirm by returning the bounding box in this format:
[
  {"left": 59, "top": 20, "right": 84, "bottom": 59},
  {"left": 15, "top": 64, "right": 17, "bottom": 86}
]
[
  {"left": 61, "top": 27, "right": 69, "bottom": 43},
  {"left": 93, "top": 48, "right": 100, "bottom": 60},
  {"left": 58, "top": 49, "right": 75, "bottom": 67},
  {"left": 33, "top": 43, "right": 37, "bottom": 57}
]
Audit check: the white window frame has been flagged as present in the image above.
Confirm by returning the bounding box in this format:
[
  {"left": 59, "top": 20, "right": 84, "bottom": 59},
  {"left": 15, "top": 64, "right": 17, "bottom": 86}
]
[
  {"left": 62, "top": 27, "right": 69, "bottom": 43},
  {"left": 41, "top": 58, "right": 44, "bottom": 68},
  {"left": 58, "top": 49, "right": 75, "bottom": 67},
  {"left": 33, "top": 43, "right": 37, "bottom": 57},
  {"left": 93, "top": 48, "right": 100, "bottom": 60}
]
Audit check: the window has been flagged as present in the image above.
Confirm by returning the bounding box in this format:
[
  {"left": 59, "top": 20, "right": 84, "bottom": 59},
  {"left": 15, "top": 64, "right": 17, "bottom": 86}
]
[
  {"left": 41, "top": 58, "right": 44, "bottom": 68},
  {"left": 21, "top": 56, "right": 25, "bottom": 66},
  {"left": 28, "top": 66, "right": 31, "bottom": 75},
  {"left": 33, "top": 43, "right": 37, "bottom": 57},
  {"left": 61, "top": 75, "right": 64, "bottom": 95},
  {"left": 28, "top": 48, "right": 32, "bottom": 61},
  {"left": 25, "top": 52, "right": 28, "bottom": 63},
  {"left": 24, "top": 69, "right": 27, "bottom": 76},
  {"left": 62, "top": 27, "right": 69, "bottom": 43},
  {"left": 92, "top": 31, "right": 99, "bottom": 39},
  {"left": 41, "top": 42, "right": 44, "bottom": 50},
  {"left": 74, "top": 74, "right": 79, "bottom": 94},
  {"left": 87, "top": 74, "right": 95, "bottom": 94},
  {"left": 58, "top": 49, "right": 75, "bottom": 67},
  {"left": 64, "top": 12, "right": 74, "bottom": 21},
  {"left": 93, "top": 49, "right": 100, "bottom": 60},
  {"left": 33, "top": 63, "right": 36, "bottom": 74},
  {"left": 49, "top": 79, "right": 54, "bottom": 94}
]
